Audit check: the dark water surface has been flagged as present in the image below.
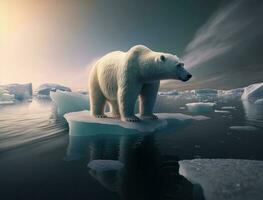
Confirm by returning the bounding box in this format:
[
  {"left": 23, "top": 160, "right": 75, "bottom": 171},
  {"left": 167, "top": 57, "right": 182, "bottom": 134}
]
[{"left": 0, "top": 96, "right": 262, "bottom": 200}]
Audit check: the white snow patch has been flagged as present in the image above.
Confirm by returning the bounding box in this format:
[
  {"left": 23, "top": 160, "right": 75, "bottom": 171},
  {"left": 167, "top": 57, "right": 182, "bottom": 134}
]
[
  {"left": 179, "top": 159, "right": 263, "bottom": 200},
  {"left": 186, "top": 102, "right": 215, "bottom": 113},
  {"left": 229, "top": 125, "right": 259, "bottom": 131}
]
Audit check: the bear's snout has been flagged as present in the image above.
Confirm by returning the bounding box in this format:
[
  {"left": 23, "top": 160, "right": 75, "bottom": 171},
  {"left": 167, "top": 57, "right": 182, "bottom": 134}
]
[{"left": 182, "top": 74, "right": 192, "bottom": 82}]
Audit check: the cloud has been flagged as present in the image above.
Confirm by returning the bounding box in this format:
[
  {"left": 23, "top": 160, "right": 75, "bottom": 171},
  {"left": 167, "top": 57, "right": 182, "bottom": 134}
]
[{"left": 182, "top": 0, "right": 260, "bottom": 69}]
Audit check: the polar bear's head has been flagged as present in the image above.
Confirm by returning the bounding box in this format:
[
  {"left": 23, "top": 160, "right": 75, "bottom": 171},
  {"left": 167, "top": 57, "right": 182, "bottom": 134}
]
[
  {"left": 129, "top": 45, "right": 192, "bottom": 82},
  {"left": 154, "top": 53, "right": 192, "bottom": 82}
]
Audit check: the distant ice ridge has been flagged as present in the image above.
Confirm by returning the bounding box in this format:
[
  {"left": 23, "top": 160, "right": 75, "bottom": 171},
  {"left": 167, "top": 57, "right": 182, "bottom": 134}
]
[
  {"left": 0, "top": 83, "right": 32, "bottom": 101},
  {"left": 64, "top": 111, "right": 210, "bottom": 136},
  {"left": 158, "top": 82, "right": 263, "bottom": 101},
  {"left": 179, "top": 159, "right": 263, "bottom": 200},
  {"left": 50, "top": 90, "right": 89, "bottom": 115},
  {"left": 35, "top": 83, "right": 71, "bottom": 97}
]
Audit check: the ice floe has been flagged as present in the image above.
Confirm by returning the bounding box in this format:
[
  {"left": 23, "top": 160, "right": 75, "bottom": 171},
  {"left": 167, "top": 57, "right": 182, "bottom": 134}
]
[
  {"left": 214, "top": 109, "right": 230, "bottom": 113},
  {"left": 64, "top": 111, "right": 209, "bottom": 136},
  {"left": 179, "top": 159, "right": 263, "bottom": 200},
  {"left": 229, "top": 125, "right": 259, "bottom": 131}
]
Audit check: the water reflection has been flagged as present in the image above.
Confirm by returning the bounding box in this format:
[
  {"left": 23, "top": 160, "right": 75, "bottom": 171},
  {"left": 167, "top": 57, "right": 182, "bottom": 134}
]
[
  {"left": 66, "top": 134, "right": 204, "bottom": 200},
  {"left": 242, "top": 100, "right": 263, "bottom": 127}
]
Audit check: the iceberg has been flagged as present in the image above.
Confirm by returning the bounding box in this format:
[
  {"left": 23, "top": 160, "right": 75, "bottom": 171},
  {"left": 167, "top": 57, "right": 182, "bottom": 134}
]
[
  {"left": 241, "top": 82, "right": 263, "bottom": 102},
  {"left": 229, "top": 125, "right": 259, "bottom": 131},
  {"left": 186, "top": 102, "right": 215, "bottom": 113},
  {"left": 35, "top": 83, "right": 71, "bottom": 97},
  {"left": 50, "top": 91, "right": 89, "bottom": 115},
  {"left": 179, "top": 159, "right": 263, "bottom": 200},
  {"left": 0, "top": 87, "right": 15, "bottom": 104},
  {"left": 64, "top": 111, "right": 209, "bottom": 136},
  {"left": 0, "top": 83, "right": 32, "bottom": 100}
]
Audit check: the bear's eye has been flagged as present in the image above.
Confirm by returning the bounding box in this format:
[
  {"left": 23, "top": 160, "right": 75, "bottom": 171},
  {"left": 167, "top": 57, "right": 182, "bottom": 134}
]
[{"left": 160, "top": 55, "right": 166, "bottom": 62}]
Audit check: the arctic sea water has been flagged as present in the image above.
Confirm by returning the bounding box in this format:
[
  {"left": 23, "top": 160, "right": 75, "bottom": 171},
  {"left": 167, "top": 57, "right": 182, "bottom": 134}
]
[{"left": 0, "top": 90, "right": 263, "bottom": 200}]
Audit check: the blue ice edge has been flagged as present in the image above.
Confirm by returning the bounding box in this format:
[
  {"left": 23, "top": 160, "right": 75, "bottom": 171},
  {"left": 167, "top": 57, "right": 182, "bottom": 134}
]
[{"left": 64, "top": 110, "right": 210, "bottom": 136}]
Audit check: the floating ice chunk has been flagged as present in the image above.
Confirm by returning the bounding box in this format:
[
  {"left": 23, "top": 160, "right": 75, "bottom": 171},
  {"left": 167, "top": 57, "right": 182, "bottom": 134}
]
[
  {"left": 50, "top": 91, "right": 89, "bottom": 115},
  {"left": 88, "top": 160, "right": 124, "bottom": 172},
  {"left": 0, "top": 83, "right": 32, "bottom": 100},
  {"left": 179, "top": 159, "right": 263, "bottom": 200},
  {"left": 186, "top": 102, "right": 215, "bottom": 113},
  {"left": 229, "top": 125, "right": 259, "bottom": 131},
  {"left": 214, "top": 109, "right": 230, "bottom": 113},
  {"left": 255, "top": 98, "right": 263, "bottom": 105},
  {"left": 64, "top": 111, "right": 209, "bottom": 136},
  {"left": 221, "top": 106, "right": 236, "bottom": 110},
  {"left": 241, "top": 82, "right": 263, "bottom": 101},
  {"left": 35, "top": 83, "right": 71, "bottom": 97},
  {"left": 0, "top": 100, "right": 15, "bottom": 105},
  {"left": 158, "top": 90, "right": 179, "bottom": 96}
]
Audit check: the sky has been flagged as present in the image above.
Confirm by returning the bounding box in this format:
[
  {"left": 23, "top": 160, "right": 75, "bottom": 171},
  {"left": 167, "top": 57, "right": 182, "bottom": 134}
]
[{"left": 0, "top": 0, "right": 262, "bottom": 90}]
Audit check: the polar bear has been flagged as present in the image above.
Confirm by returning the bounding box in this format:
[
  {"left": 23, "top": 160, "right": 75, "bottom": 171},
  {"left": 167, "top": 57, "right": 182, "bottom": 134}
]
[{"left": 88, "top": 45, "right": 192, "bottom": 122}]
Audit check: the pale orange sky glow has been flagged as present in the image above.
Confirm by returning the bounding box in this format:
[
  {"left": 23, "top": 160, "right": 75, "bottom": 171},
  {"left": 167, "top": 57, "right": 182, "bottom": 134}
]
[{"left": 0, "top": 0, "right": 91, "bottom": 89}]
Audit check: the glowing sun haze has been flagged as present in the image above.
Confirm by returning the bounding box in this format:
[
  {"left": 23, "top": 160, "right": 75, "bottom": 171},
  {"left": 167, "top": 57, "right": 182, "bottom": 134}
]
[
  {"left": 0, "top": 0, "right": 92, "bottom": 89},
  {"left": 1, "top": 0, "right": 262, "bottom": 90}
]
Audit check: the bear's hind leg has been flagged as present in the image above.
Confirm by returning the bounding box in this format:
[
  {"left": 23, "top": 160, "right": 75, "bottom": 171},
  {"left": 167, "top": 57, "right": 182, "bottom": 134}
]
[{"left": 89, "top": 85, "right": 107, "bottom": 118}]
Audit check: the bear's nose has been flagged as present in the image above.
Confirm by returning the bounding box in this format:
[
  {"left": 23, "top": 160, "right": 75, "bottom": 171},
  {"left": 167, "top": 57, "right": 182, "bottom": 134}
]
[{"left": 187, "top": 74, "right": 192, "bottom": 79}]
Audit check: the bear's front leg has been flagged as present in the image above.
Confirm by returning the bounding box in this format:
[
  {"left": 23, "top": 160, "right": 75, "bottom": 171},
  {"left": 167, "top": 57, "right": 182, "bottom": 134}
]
[
  {"left": 118, "top": 85, "right": 141, "bottom": 122},
  {"left": 139, "top": 82, "right": 160, "bottom": 120}
]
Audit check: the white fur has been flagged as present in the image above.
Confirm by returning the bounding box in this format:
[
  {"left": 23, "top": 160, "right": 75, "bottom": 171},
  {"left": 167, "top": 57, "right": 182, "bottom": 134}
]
[{"left": 89, "top": 45, "right": 192, "bottom": 122}]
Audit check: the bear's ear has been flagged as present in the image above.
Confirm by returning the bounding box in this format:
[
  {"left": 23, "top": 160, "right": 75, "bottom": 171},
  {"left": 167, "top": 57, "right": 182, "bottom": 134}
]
[{"left": 160, "top": 55, "right": 166, "bottom": 62}]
